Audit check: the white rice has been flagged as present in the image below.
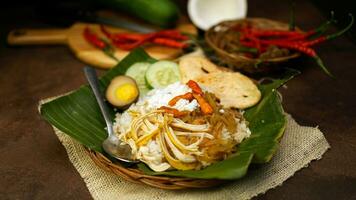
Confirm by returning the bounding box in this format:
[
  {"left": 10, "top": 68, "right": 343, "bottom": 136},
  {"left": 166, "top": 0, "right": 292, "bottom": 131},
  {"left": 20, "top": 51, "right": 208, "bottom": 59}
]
[{"left": 113, "top": 82, "right": 251, "bottom": 170}]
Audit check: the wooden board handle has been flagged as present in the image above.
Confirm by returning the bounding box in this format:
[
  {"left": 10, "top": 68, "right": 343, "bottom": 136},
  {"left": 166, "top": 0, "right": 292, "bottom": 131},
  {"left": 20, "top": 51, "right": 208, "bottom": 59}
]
[{"left": 7, "top": 28, "right": 68, "bottom": 45}]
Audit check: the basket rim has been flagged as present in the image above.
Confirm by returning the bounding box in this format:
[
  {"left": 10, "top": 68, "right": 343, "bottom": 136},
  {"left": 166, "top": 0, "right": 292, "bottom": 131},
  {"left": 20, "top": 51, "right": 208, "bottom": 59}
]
[
  {"left": 205, "top": 17, "right": 301, "bottom": 63},
  {"left": 85, "top": 148, "right": 227, "bottom": 190}
]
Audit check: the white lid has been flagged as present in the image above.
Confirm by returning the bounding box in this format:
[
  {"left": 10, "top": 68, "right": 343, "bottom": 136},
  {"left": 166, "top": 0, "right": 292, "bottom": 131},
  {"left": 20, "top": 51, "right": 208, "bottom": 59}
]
[{"left": 188, "top": 0, "right": 248, "bottom": 30}]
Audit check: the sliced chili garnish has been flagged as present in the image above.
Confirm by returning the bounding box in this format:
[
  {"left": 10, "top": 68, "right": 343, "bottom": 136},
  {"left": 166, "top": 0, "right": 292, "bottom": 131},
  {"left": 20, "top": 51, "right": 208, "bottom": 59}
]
[
  {"left": 168, "top": 92, "right": 194, "bottom": 106},
  {"left": 192, "top": 93, "right": 213, "bottom": 115},
  {"left": 186, "top": 80, "right": 203, "bottom": 95},
  {"left": 158, "top": 106, "right": 188, "bottom": 117}
]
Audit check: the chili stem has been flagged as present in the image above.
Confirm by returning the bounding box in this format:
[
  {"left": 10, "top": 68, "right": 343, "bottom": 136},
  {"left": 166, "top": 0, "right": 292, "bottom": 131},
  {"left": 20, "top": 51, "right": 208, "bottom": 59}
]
[
  {"left": 84, "top": 27, "right": 119, "bottom": 62},
  {"left": 289, "top": 1, "right": 296, "bottom": 31},
  {"left": 314, "top": 55, "right": 333, "bottom": 77},
  {"left": 307, "top": 11, "right": 337, "bottom": 40},
  {"left": 303, "top": 13, "right": 354, "bottom": 46},
  {"left": 103, "top": 46, "right": 119, "bottom": 62},
  {"left": 326, "top": 13, "right": 353, "bottom": 40}
]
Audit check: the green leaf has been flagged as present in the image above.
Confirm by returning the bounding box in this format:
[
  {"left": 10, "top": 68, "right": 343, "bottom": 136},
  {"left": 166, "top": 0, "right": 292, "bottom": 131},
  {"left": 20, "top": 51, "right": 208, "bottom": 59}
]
[
  {"left": 41, "top": 48, "right": 154, "bottom": 153},
  {"left": 40, "top": 49, "right": 299, "bottom": 180}
]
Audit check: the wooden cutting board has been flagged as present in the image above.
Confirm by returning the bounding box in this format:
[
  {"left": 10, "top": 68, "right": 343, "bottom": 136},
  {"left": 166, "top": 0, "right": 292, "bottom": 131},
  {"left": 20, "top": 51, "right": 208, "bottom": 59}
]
[{"left": 7, "top": 23, "right": 196, "bottom": 69}]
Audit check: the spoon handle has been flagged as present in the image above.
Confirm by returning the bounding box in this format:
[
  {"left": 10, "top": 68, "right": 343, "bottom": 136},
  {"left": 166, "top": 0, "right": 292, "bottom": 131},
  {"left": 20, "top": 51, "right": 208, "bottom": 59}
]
[{"left": 84, "top": 67, "right": 114, "bottom": 137}]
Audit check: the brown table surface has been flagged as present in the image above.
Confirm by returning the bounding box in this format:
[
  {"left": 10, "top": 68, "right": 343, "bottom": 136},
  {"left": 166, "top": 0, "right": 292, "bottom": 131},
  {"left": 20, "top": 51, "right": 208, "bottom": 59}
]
[{"left": 1, "top": 0, "right": 356, "bottom": 199}]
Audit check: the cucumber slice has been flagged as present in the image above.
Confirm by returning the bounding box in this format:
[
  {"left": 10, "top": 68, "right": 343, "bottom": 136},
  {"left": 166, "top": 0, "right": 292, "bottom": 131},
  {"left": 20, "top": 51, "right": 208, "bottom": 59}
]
[
  {"left": 145, "top": 61, "right": 181, "bottom": 88},
  {"left": 125, "top": 62, "right": 151, "bottom": 94}
]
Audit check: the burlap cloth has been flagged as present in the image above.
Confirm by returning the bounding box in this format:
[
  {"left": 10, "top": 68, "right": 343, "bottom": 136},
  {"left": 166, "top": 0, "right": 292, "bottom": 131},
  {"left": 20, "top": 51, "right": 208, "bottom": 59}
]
[{"left": 44, "top": 110, "right": 329, "bottom": 200}]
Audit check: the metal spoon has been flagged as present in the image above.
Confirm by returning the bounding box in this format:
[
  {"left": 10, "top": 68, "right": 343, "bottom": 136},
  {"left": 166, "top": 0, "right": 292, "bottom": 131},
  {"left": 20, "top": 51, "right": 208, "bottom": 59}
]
[{"left": 84, "top": 67, "right": 137, "bottom": 163}]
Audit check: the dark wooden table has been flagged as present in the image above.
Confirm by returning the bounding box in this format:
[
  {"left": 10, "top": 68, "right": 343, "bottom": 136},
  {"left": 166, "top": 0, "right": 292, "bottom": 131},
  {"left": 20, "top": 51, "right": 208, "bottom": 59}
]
[{"left": 1, "top": 0, "right": 355, "bottom": 199}]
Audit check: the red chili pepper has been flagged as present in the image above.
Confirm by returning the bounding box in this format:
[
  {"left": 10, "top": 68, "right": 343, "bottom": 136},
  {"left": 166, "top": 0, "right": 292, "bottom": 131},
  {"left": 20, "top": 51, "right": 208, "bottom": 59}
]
[
  {"left": 155, "top": 30, "right": 188, "bottom": 40},
  {"left": 243, "top": 12, "right": 335, "bottom": 43},
  {"left": 250, "top": 35, "right": 262, "bottom": 52},
  {"left": 233, "top": 14, "right": 354, "bottom": 77},
  {"left": 242, "top": 34, "right": 271, "bottom": 53},
  {"left": 152, "top": 38, "right": 187, "bottom": 48},
  {"left": 101, "top": 25, "right": 149, "bottom": 48},
  {"left": 240, "top": 13, "right": 353, "bottom": 48},
  {"left": 256, "top": 39, "right": 314, "bottom": 55},
  {"left": 258, "top": 40, "right": 333, "bottom": 76},
  {"left": 240, "top": 28, "right": 268, "bottom": 51},
  {"left": 112, "top": 40, "right": 144, "bottom": 50},
  {"left": 286, "top": 19, "right": 333, "bottom": 41},
  {"left": 83, "top": 27, "right": 106, "bottom": 49},
  {"left": 278, "top": 43, "right": 332, "bottom": 76},
  {"left": 111, "top": 33, "right": 155, "bottom": 50},
  {"left": 83, "top": 27, "right": 119, "bottom": 62},
  {"left": 300, "top": 37, "right": 326, "bottom": 46},
  {"left": 241, "top": 34, "right": 334, "bottom": 76},
  {"left": 100, "top": 25, "right": 189, "bottom": 50},
  {"left": 186, "top": 80, "right": 203, "bottom": 95},
  {"left": 250, "top": 38, "right": 311, "bottom": 55},
  {"left": 112, "top": 33, "right": 146, "bottom": 41},
  {"left": 104, "top": 26, "right": 151, "bottom": 42}
]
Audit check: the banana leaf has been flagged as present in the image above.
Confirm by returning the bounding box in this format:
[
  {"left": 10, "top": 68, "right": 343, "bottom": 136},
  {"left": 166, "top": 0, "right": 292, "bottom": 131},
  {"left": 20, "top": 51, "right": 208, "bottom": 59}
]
[{"left": 40, "top": 48, "right": 299, "bottom": 180}]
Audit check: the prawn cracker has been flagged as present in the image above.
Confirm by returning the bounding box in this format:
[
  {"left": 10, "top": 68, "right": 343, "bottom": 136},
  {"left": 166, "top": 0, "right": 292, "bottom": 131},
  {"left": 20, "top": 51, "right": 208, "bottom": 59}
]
[
  {"left": 196, "top": 71, "right": 261, "bottom": 109},
  {"left": 179, "top": 56, "right": 220, "bottom": 83}
]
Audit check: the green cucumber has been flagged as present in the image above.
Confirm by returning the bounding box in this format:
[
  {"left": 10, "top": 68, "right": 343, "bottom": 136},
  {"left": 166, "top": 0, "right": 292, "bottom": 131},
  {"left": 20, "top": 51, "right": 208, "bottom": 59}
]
[
  {"left": 125, "top": 62, "right": 151, "bottom": 94},
  {"left": 145, "top": 61, "right": 180, "bottom": 88},
  {"left": 100, "top": 0, "right": 179, "bottom": 27}
]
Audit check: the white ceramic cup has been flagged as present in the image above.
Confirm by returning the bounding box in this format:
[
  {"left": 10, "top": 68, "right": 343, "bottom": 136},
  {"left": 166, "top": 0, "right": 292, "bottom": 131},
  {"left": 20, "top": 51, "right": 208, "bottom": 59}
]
[{"left": 188, "top": 0, "right": 248, "bottom": 30}]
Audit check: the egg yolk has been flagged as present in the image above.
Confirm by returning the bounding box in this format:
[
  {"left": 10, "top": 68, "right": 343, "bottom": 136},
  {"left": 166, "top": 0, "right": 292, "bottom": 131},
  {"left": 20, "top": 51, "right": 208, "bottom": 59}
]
[{"left": 115, "top": 83, "right": 138, "bottom": 101}]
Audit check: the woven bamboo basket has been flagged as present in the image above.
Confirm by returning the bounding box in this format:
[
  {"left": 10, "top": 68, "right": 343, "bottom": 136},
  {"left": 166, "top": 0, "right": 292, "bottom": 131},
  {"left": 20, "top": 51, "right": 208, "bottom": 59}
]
[
  {"left": 205, "top": 18, "right": 301, "bottom": 73},
  {"left": 86, "top": 148, "right": 226, "bottom": 190}
]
